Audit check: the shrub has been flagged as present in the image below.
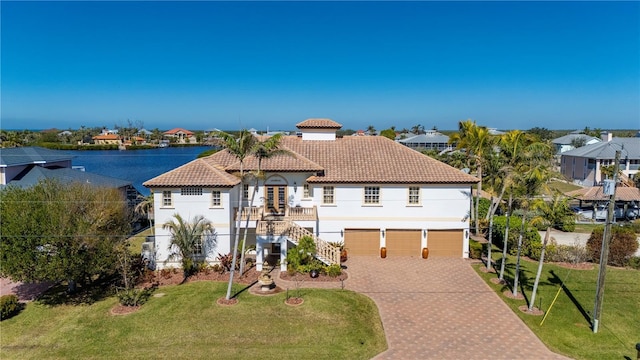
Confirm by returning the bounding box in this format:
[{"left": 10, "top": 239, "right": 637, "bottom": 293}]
[
  {"left": 587, "top": 225, "right": 639, "bottom": 267},
  {"left": 116, "top": 287, "right": 155, "bottom": 307},
  {"left": 286, "top": 236, "right": 317, "bottom": 273},
  {"left": 217, "top": 253, "right": 240, "bottom": 273},
  {"left": 492, "top": 216, "right": 541, "bottom": 257},
  {"left": 547, "top": 243, "right": 588, "bottom": 263},
  {"left": 0, "top": 295, "right": 20, "bottom": 320},
  {"left": 325, "top": 264, "right": 342, "bottom": 277},
  {"left": 469, "top": 240, "right": 483, "bottom": 259},
  {"left": 627, "top": 256, "right": 640, "bottom": 270}
]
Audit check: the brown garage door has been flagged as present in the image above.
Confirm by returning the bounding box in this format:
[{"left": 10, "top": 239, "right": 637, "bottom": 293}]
[
  {"left": 344, "top": 229, "right": 380, "bottom": 256},
  {"left": 427, "top": 230, "right": 463, "bottom": 257},
  {"left": 386, "top": 229, "right": 422, "bottom": 256}
]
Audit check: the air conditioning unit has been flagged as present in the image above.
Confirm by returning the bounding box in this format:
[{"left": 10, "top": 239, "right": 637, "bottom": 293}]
[{"left": 141, "top": 241, "right": 156, "bottom": 270}]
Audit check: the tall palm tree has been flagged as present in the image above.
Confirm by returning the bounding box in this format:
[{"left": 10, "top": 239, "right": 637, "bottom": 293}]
[
  {"left": 163, "top": 214, "right": 214, "bottom": 281},
  {"left": 528, "top": 194, "right": 574, "bottom": 311},
  {"left": 511, "top": 147, "right": 553, "bottom": 298},
  {"left": 449, "top": 120, "right": 493, "bottom": 235},
  {"left": 238, "top": 133, "right": 288, "bottom": 275},
  {"left": 217, "top": 130, "right": 257, "bottom": 300}
]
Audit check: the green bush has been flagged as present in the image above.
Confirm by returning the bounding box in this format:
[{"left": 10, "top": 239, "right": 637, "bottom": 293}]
[
  {"left": 626, "top": 256, "right": 640, "bottom": 270},
  {"left": 286, "top": 236, "right": 317, "bottom": 273},
  {"left": 491, "top": 216, "right": 541, "bottom": 257},
  {"left": 469, "top": 240, "right": 483, "bottom": 259},
  {"left": 587, "top": 225, "right": 639, "bottom": 267},
  {"left": 325, "top": 264, "right": 342, "bottom": 277},
  {"left": 0, "top": 295, "right": 20, "bottom": 320},
  {"left": 116, "top": 287, "right": 154, "bottom": 307}
]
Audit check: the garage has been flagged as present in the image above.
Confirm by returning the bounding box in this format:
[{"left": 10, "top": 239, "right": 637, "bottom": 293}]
[
  {"left": 427, "top": 230, "right": 463, "bottom": 257},
  {"left": 385, "top": 229, "right": 422, "bottom": 256},
  {"left": 344, "top": 229, "right": 380, "bottom": 256}
]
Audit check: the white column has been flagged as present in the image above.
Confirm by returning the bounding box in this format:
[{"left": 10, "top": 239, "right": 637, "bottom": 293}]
[{"left": 256, "top": 241, "right": 264, "bottom": 271}]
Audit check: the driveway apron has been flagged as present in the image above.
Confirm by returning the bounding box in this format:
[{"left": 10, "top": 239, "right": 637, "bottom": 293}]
[{"left": 343, "top": 256, "right": 569, "bottom": 360}]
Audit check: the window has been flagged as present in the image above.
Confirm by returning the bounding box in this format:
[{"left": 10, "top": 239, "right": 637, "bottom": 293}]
[
  {"left": 303, "top": 183, "right": 311, "bottom": 198},
  {"left": 364, "top": 186, "right": 380, "bottom": 204},
  {"left": 408, "top": 187, "right": 420, "bottom": 205},
  {"left": 194, "top": 237, "right": 204, "bottom": 255},
  {"left": 243, "top": 184, "right": 249, "bottom": 199},
  {"left": 181, "top": 187, "right": 202, "bottom": 196},
  {"left": 322, "top": 186, "right": 335, "bottom": 204},
  {"left": 211, "top": 190, "right": 221, "bottom": 207},
  {"left": 162, "top": 191, "right": 172, "bottom": 207}
]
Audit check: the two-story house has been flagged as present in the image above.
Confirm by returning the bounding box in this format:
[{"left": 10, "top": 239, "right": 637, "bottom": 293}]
[{"left": 144, "top": 119, "right": 479, "bottom": 271}]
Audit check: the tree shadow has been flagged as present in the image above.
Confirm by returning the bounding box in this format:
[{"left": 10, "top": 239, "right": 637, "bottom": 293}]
[
  {"left": 549, "top": 270, "right": 592, "bottom": 327},
  {"left": 37, "top": 276, "right": 118, "bottom": 306}
]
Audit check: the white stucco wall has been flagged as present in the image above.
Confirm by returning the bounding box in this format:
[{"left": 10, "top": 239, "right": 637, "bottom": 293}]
[{"left": 150, "top": 177, "right": 473, "bottom": 269}]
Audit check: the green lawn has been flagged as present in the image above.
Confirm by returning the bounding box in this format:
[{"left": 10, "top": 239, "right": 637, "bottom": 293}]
[
  {"left": 474, "top": 252, "right": 640, "bottom": 360},
  {"left": 128, "top": 227, "right": 153, "bottom": 255},
  {"left": 548, "top": 180, "right": 582, "bottom": 194},
  {"left": 0, "top": 282, "right": 386, "bottom": 359}
]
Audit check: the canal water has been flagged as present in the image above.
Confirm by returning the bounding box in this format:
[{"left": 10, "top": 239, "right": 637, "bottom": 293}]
[{"left": 65, "top": 146, "right": 211, "bottom": 195}]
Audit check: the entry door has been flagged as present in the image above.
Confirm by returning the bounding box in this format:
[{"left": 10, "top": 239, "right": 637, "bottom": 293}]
[{"left": 266, "top": 186, "right": 286, "bottom": 215}]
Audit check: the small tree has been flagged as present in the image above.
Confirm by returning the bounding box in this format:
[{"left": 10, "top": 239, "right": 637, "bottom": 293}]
[{"left": 163, "top": 214, "right": 214, "bottom": 281}]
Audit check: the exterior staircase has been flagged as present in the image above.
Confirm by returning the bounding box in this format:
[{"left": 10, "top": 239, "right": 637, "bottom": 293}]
[{"left": 256, "top": 220, "right": 340, "bottom": 265}]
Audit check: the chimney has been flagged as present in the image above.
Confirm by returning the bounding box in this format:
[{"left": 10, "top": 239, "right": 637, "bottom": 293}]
[{"left": 601, "top": 132, "right": 612, "bottom": 142}]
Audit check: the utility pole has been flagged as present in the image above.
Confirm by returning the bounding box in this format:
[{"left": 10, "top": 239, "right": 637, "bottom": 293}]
[{"left": 592, "top": 150, "right": 620, "bottom": 333}]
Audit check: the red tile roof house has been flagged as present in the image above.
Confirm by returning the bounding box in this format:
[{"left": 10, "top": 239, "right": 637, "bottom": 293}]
[
  {"left": 143, "top": 119, "right": 479, "bottom": 271},
  {"left": 163, "top": 128, "right": 196, "bottom": 144}
]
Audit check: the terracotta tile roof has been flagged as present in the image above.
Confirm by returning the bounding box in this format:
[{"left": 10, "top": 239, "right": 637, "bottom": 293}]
[
  {"left": 224, "top": 145, "right": 324, "bottom": 173},
  {"left": 566, "top": 186, "right": 640, "bottom": 202},
  {"left": 144, "top": 131, "right": 479, "bottom": 187},
  {"left": 296, "top": 118, "right": 343, "bottom": 129},
  {"left": 93, "top": 134, "right": 120, "bottom": 140},
  {"left": 143, "top": 158, "right": 240, "bottom": 188},
  {"left": 164, "top": 128, "right": 194, "bottom": 136}
]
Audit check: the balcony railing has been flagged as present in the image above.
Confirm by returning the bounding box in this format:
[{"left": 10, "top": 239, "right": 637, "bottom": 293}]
[
  {"left": 236, "top": 205, "right": 317, "bottom": 221},
  {"left": 234, "top": 206, "right": 263, "bottom": 221},
  {"left": 286, "top": 206, "right": 317, "bottom": 221}
]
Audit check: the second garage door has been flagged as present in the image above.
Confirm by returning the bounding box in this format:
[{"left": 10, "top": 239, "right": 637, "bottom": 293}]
[
  {"left": 344, "top": 229, "right": 380, "bottom": 256},
  {"left": 386, "top": 229, "right": 422, "bottom": 256},
  {"left": 427, "top": 230, "right": 463, "bottom": 257}
]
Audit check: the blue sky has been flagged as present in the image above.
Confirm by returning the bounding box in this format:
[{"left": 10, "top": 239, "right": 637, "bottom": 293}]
[{"left": 2, "top": 1, "right": 639, "bottom": 131}]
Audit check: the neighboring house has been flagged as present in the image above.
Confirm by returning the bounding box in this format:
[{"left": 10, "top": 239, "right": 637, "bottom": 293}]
[
  {"left": 552, "top": 132, "right": 601, "bottom": 154},
  {"left": 398, "top": 130, "right": 453, "bottom": 152},
  {"left": 0, "top": 147, "right": 138, "bottom": 205},
  {"left": 93, "top": 134, "right": 122, "bottom": 145},
  {"left": 144, "top": 118, "right": 479, "bottom": 271},
  {"left": 560, "top": 132, "right": 640, "bottom": 186},
  {"left": 163, "top": 128, "right": 196, "bottom": 144}
]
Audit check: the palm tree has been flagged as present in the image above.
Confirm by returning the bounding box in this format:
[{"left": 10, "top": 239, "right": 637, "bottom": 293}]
[
  {"left": 449, "top": 120, "right": 493, "bottom": 235},
  {"left": 366, "top": 125, "right": 377, "bottom": 135},
  {"left": 163, "top": 214, "right": 214, "bottom": 281},
  {"left": 528, "top": 194, "right": 574, "bottom": 311},
  {"left": 134, "top": 193, "right": 154, "bottom": 236},
  {"left": 511, "top": 147, "right": 553, "bottom": 298},
  {"left": 238, "top": 133, "right": 288, "bottom": 275},
  {"left": 217, "top": 130, "right": 257, "bottom": 300}
]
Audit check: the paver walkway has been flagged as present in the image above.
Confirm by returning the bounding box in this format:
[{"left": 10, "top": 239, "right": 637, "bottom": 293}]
[{"left": 276, "top": 256, "right": 569, "bottom": 360}]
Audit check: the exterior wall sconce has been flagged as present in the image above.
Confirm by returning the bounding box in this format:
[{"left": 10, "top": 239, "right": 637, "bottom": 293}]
[
  {"left": 293, "top": 182, "right": 297, "bottom": 193},
  {"left": 423, "top": 229, "right": 427, "bottom": 238},
  {"left": 464, "top": 229, "right": 469, "bottom": 239},
  {"left": 381, "top": 229, "right": 385, "bottom": 238},
  {"left": 340, "top": 229, "right": 344, "bottom": 238}
]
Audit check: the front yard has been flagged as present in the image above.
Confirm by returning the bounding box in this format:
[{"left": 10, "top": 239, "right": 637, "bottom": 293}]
[
  {"left": 1, "top": 282, "right": 386, "bottom": 359},
  {"left": 473, "top": 252, "right": 640, "bottom": 360}
]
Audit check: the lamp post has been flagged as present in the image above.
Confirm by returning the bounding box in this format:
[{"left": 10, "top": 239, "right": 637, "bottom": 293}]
[{"left": 592, "top": 150, "right": 620, "bottom": 333}]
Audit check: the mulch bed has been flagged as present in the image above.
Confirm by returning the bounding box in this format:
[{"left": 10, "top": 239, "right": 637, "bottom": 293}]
[
  {"left": 139, "top": 268, "right": 260, "bottom": 288},
  {"left": 110, "top": 304, "right": 140, "bottom": 316},
  {"left": 284, "top": 297, "right": 304, "bottom": 306}
]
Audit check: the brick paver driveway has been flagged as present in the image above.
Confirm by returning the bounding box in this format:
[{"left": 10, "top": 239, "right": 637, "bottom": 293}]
[{"left": 343, "top": 256, "right": 569, "bottom": 360}]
